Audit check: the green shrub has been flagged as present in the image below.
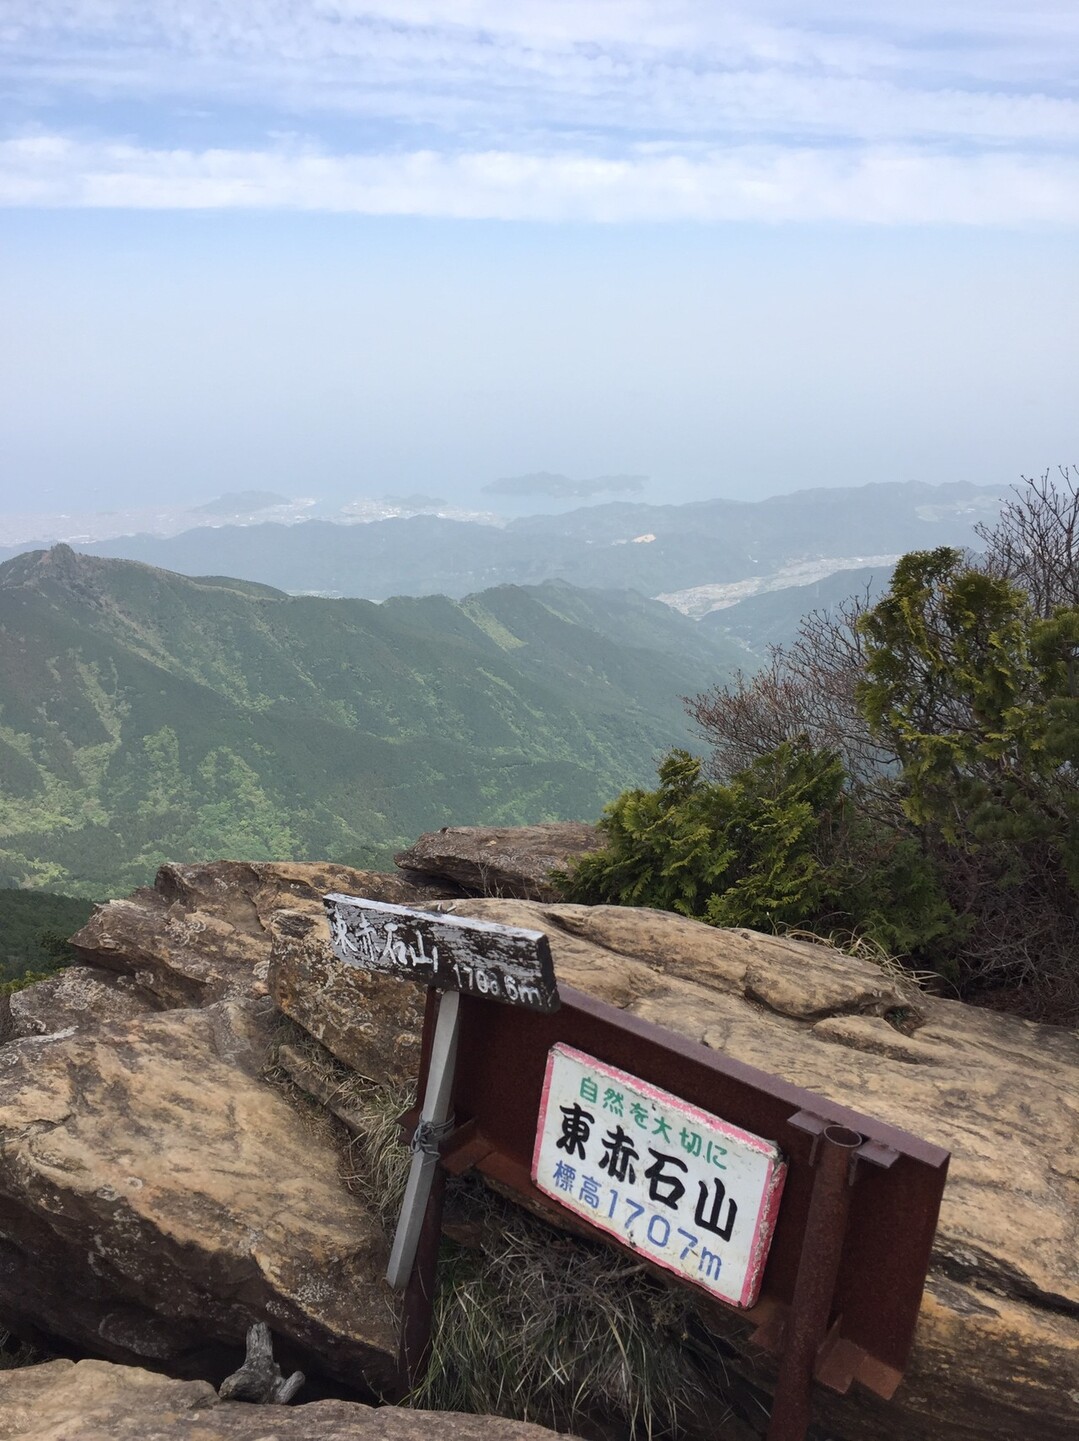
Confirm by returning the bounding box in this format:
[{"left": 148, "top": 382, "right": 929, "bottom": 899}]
[
  {"left": 560, "top": 741, "right": 954, "bottom": 964},
  {"left": 666, "top": 479, "right": 1079, "bottom": 1020}
]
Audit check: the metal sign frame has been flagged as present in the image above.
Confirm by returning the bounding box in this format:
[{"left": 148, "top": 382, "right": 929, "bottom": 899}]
[
  {"left": 322, "top": 895, "right": 949, "bottom": 1440},
  {"left": 412, "top": 983, "right": 950, "bottom": 1440}
]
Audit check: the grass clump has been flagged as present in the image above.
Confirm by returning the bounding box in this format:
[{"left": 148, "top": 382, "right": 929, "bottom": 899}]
[
  {"left": 412, "top": 1181, "right": 718, "bottom": 1439},
  {"left": 783, "top": 927, "right": 938, "bottom": 993},
  {"left": 0, "top": 1329, "right": 47, "bottom": 1371},
  {"left": 265, "top": 1025, "right": 727, "bottom": 1437},
  {"left": 337, "top": 1078, "right": 415, "bottom": 1233}
]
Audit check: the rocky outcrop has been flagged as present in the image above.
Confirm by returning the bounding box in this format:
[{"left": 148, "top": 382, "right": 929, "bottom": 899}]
[
  {"left": 3, "top": 854, "right": 1078, "bottom": 1440},
  {"left": 0, "top": 1360, "right": 573, "bottom": 1440},
  {"left": 394, "top": 823, "right": 600, "bottom": 900},
  {"left": 268, "top": 910, "right": 425, "bottom": 1088},
  {"left": 0, "top": 1360, "right": 214, "bottom": 1441},
  {"left": 0, "top": 966, "right": 149, "bottom": 1043},
  {"left": 0, "top": 860, "right": 463, "bottom": 1397},
  {"left": 70, "top": 861, "right": 457, "bottom": 1012},
  {"left": 0, "top": 997, "right": 397, "bottom": 1391}
]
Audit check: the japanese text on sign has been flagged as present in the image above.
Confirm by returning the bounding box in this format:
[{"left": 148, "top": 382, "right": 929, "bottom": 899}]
[
  {"left": 323, "top": 893, "right": 559, "bottom": 1012},
  {"left": 532, "top": 1044, "right": 786, "bottom": 1308}
]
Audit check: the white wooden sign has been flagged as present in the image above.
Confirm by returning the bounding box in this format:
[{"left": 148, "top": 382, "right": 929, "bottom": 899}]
[{"left": 532, "top": 1044, "right": 786, "bottom": 1308}]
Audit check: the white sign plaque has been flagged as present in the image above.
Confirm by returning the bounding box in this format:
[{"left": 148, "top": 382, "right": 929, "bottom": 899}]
[{"left": 532, "top": 1044, "right": 786, "bottom": 1308}]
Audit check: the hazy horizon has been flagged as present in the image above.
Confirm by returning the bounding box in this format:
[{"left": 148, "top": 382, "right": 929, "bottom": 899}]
[
  {"left": 2, "top": 3, "right": 1077, "bottom": 516},
  {"left": 0, "top": 470, "right": 1014, "bottom": 538}
]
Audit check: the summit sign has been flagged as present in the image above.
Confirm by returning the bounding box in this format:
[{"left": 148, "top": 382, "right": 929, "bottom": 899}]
[
  {"left": 323, "top": 893, "right": 559, "bottom": 1012},
  {"left": 532, "top": 1044, "right": 787, "bottom": 1309}
]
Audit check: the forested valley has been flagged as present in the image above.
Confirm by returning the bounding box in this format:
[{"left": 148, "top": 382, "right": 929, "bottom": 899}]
[{"left": 0, "top": 545, "right": 739, "bottom": 897}]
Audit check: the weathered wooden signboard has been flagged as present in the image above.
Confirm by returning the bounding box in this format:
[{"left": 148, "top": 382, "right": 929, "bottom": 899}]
[
  {"left": 533, "top": 1044, "right": 786, "bottom": 1309},
  {"left": 324, "top": 893, "right": 558, "bottom": 1012}
]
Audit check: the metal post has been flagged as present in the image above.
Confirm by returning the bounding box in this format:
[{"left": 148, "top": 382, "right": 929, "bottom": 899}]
[
  {"left": 386, "top": 988, "right": 461, "bottom": 1288},
  {"left": 767, "top": 1124, "right": 863, "bottom": 1441},
  {"left": 398, "top": 1144, "right": 448, "bottom": 1393}
]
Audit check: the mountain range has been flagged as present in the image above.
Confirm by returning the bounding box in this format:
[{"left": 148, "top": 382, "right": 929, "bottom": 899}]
[
  {"left": 0, "top": 480, "right": 1004, "bottom": 603},
  {"left": 0, "top": 546, "right": 742, "bottom": 897},
  {"left": 0, "top": 481, "right": 1012, "bottom": 898}
]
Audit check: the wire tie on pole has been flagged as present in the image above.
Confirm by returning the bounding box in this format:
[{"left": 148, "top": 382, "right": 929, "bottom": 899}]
[{"left": 410, "top": 1115, "right": 456, "bottom": 1158}]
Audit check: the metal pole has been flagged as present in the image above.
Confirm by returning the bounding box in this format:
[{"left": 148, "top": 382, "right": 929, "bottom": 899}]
[
  {"left": 766, "top": 1124, "right": 863, "bottom": 1441},
  {"left": 398, "top": 1144, "right": 448, "bottom": 1393},
  {"left": 386, "top": 988, "right": 461, "bottom": 1288}
]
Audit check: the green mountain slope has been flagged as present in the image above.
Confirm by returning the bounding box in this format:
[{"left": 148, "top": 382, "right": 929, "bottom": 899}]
[
  {"left": 0, "top": 889, "right": 94, "bottom": 986},
  {"left": 0, "top": 547, "right": 740, "bottom": 896}
]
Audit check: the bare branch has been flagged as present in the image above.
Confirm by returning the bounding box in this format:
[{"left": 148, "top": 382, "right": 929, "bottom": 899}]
[
  {"left": 977, "top": 466, "right": 1079, "bottom": 616},
  {"left": 687, "top": 587, "right": 894, "bottom": 805}
]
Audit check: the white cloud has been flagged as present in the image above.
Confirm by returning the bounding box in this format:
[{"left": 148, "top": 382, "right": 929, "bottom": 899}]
[
  {"left": 2, "top": 2, "right": 1077, "bottom": 219},
  {"left": 2, "top": 132, "right": 1077, "bottom": 225},
  {"left": 4, "top": 1, "right": 1078, "bottom": 145}
]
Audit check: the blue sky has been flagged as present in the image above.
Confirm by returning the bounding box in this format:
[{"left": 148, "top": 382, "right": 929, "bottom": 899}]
[{"left": 1, "top": 2, "right": 1077, "bottom": 512}]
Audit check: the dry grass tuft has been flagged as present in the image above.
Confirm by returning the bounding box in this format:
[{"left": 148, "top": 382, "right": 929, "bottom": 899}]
[
  {"left": 265, "top": 1020, "right": 732, "bottom": 1437},
  {"left": 262, "top": 1018, "right": 413, "bottom": 1220},
  {"left": 0, "top": 1330, "right": 47, "bottom": 1371},
  {"left": 338, "top": 1080, "right": 415, "bottom": 1232},
  {"left": 784, "top": 926, "right": 939, "bottom": 993},
  {"left": 410, "top": 1179, "right": 721, "bottom": 1438}
]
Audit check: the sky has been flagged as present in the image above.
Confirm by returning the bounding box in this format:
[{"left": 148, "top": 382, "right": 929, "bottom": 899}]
[{"left": 1, "top": 1, "right": 1077, "bottom": 515}]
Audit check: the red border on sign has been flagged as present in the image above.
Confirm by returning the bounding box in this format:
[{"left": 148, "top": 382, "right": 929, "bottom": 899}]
[{"left": 531, "top": 1042, "right": 786, "bottom": 1308}]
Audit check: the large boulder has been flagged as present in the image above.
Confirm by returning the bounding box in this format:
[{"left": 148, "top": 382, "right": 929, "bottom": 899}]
[
  {"left": 0, "top": 1360, "right": 215, "bottom": 1440},
  {"left": 70, "top": 861, "right": 457, "bottom": 1011},
  {"left": 394, "top": 823, "right": 600, "bottom": 900},
  {"left": 0, "top": 966, "right": 149, "bottom": 1043},
  {"left": 0, "top": 997, "right": 398, "bottom": 1392},
  {"left": 0, "top": 1360, "right": 573, "bottom": 1441},
  {"left": 268, "top": 910, "right": 425, "bottom": 1088}
]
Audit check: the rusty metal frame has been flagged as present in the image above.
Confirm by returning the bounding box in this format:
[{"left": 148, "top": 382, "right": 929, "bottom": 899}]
[{"left": 405, "top": 980, "right": 948, "bottom": 1427}]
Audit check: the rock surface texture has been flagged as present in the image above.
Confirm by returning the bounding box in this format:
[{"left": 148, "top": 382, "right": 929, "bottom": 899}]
[
  {"left": 0, "top": 966, "right": 149, "bottom": 1043},
  {"left": 0, "top": 861, "right": 459, "bottom": 1393},
  {"left": 69, "top": 860, "right": 458, "bottom": 1012},
  {"left": 0, "top": 1360, "right": 572, "bottom": 1441},
  {"left": 268, "top": 909, "right": 425, "bottom": 1088},
  {"left": 1, "top": 852, "right": 1077, "bottom": 1441},
  {"left": 394, "top": 822, "right": 600, "bottom": 900},
  {"left": 0, "top": 997, "right": 398, "bottom": 1390}
]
